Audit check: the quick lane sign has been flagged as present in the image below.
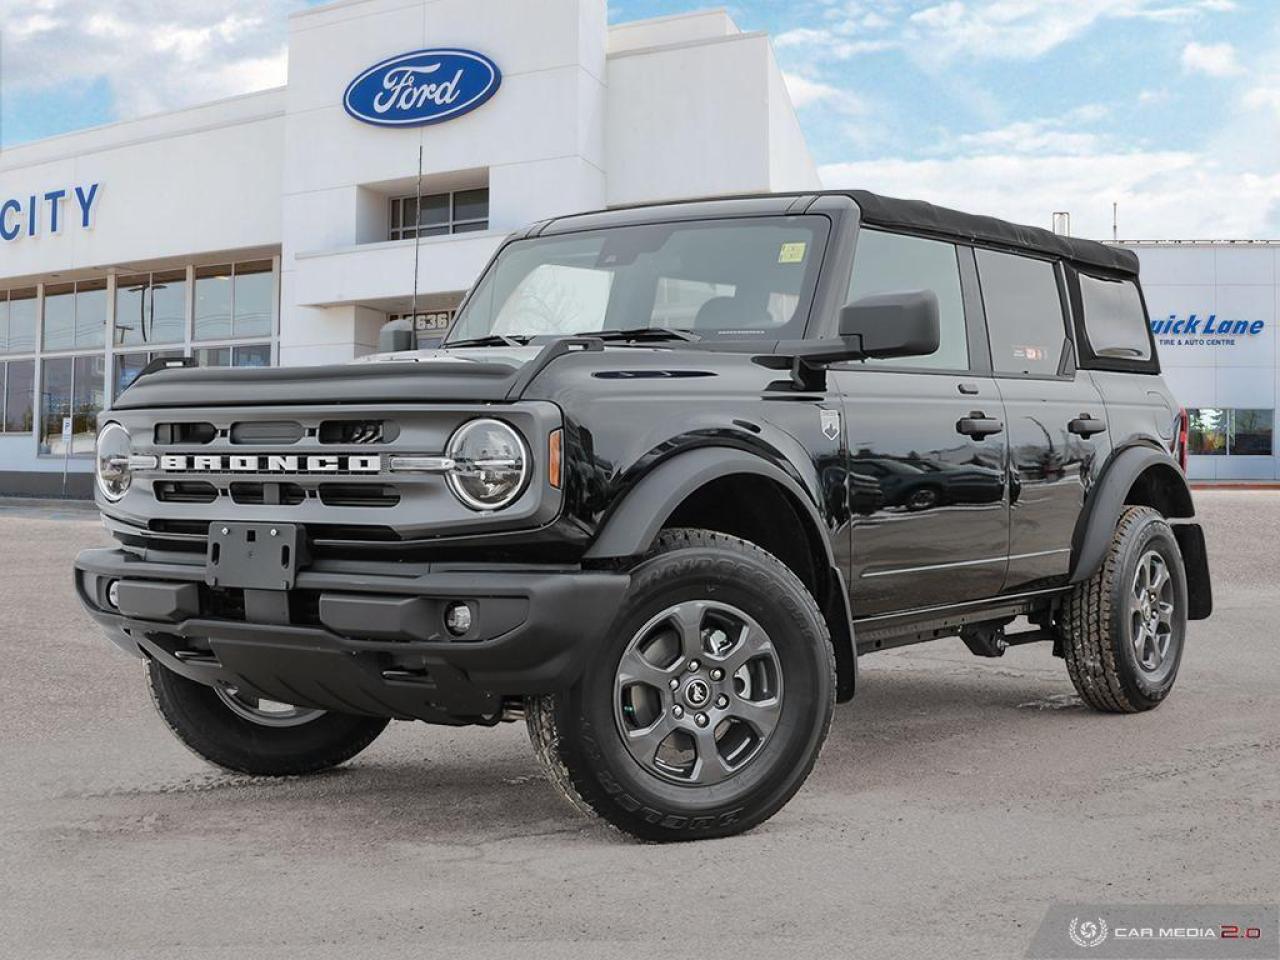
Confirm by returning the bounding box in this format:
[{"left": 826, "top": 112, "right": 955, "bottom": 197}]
[
  {"left": 1, "top": 183, "right": 101, "bottom": 242},
  {"left": 1151, "top": 313, "right": 1266, "bottom": 347}
]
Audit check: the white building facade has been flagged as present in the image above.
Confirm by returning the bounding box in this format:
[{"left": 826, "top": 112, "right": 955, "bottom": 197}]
[
  {"left": 1123, "top": 242, "right": 1279, "bottom": 482},
  {"left": 0, "top": 0, "right": 819, "bottom": 497}
]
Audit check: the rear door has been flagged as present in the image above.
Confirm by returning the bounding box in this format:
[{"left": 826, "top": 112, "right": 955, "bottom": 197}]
[
  {"left": 972, "top": 249, "right": 1111, "bottom": 592},
  {"left": 832, "top": 230, "right": 1009, "bottom": 616}
]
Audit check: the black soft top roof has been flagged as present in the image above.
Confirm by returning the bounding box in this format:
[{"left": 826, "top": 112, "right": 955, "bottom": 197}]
[
  {"left": 544, "top": 189, "right": 1139, "bottom": 277},
  {"left": 847, "top": 190, "right": 1138, "bottom": 276}
]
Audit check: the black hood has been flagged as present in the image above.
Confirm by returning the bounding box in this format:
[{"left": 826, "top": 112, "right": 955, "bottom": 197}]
[{"left": 112, "top": 346, "right": 548, "bottom": 410}]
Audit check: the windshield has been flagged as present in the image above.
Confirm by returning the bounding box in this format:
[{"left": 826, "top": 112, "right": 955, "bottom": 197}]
[{"left": 447, "top": 216, "right": 830, "bottom": 343}]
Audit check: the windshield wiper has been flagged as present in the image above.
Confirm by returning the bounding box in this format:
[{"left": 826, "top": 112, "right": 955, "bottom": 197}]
[
  {"left": 444, "top": 334, "right": 530, "bottom": 348},
  {"left": 586, "top": 327, "right": 701, "bottom": 343}
]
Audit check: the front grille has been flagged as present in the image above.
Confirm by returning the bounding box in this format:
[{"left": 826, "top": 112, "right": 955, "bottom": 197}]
[
  {"left": 230, "top": 481, "right": 308, "bottom": 506},
  {"left": 107, "top": 401, "right": 560, "bottom": 553},
  {"left": 154, "top": 481, "right": 218, "bottom": 504},
  {"left": 155, "top": 422, "right": 217, "bottom": 445},
  {"left": 230, "top": 420, "right": 304, "bottom": 445},
  {"left": 319, "top": 420, "right": 397, "bottom": 444},
  {"left": 317, "top": 483, "right": 401, "bottom": 508}
]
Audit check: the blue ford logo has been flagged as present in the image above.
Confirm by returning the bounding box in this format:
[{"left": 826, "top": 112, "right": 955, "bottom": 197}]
[{"left": 344, "top": 49, "right": 502, "bottom": 127}]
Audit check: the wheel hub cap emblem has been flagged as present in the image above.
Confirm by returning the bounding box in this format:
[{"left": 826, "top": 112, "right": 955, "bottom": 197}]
[{"left": 683, "top": 677, "right": 711, "bottom": 708}]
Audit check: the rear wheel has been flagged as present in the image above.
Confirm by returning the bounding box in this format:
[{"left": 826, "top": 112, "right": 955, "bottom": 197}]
[
  {"left": 528, "top": 528, "right": 835, "bottom": 841},
  {"left": 146, "top": 659, "right": 389, "bottom": 775},
  {"left": 1060, "top": 506, "right": 1188, "bottom": 712}
]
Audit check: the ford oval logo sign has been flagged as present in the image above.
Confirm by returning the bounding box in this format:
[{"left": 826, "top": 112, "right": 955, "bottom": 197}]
[{"left": 344, "top": 49, "right": 501, "bottom": 127}]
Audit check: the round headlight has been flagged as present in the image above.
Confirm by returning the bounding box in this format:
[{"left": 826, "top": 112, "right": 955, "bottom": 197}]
[
  {"left": 445, "top": 418, "right": 529, "bottom": 511},
  {"left": 96, "top": 422, "right": 133, "bottom": 502}
]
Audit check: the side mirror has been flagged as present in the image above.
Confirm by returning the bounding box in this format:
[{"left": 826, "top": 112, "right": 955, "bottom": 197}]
[
  {"left": 377, "top": 318, "right": 415, "bottom": 354},
  {"left": 838, "top": 289, "right": 940, "bottom": 360}
]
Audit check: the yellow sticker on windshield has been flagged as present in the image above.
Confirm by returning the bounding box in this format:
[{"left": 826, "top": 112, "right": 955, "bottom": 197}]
[{"left": 778, "top": 242, "right": 807, "bottom": 264}]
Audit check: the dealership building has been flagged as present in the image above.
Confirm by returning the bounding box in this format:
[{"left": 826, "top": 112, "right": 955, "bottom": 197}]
[
  {"left": 0, "top": 0, "right": 819, "bottom": 496},
  {"left": 1114, "top": 241, "right": 1279, "bottom": 482},
  {"left": 0, "top": 0, "right": 1277, "bottom": 496}
]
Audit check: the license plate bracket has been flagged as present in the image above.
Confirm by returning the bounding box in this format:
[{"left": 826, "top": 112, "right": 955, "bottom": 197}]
[{"left": 207, "top": 523, "right": 307, "bottom": 591}]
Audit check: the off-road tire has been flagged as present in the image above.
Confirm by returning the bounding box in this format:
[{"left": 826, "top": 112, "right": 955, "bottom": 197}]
[
  {"left": 147, "top": 659, "right": 390, "bottom": 775},
  {"left": 1060, "top": 506, "right": 1188, "bottom": 713},
  {"left": 527, "top": 528, "right": 836, "bottom": 842}
]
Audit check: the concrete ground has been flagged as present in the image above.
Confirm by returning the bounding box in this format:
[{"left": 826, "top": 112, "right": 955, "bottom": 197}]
[{"left": 0, "top": 492, "right": 1275, "bottom": 960}]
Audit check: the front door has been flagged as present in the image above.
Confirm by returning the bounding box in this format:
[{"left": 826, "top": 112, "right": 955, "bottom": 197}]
[{"left": 832, "top": 229, "right": 1009, "bottom": 617}]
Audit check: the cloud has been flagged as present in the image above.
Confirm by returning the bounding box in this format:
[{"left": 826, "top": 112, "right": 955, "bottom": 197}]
[
  {"left": 819, "top": 150, "right": 1280, "bottom": 239},
  {"left": 782, "top": 72, "right": 866, "bottom": 113},
  {"left": 1181, "top": 40, "right": 1244, "bottom": 77},
  {"left": 779, "top": 0, "right": 1240, "bottom": 62},
  {"left": 0, "top": 0, "right": 298, "bottom": 126}
]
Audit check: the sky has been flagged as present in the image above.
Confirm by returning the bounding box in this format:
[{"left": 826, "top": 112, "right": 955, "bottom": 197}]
[{"left": 1, "top": 0, "right": 1278, "bottom": 240}]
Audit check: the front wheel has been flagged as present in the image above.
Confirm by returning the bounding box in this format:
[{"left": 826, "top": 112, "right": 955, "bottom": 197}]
[
  {"left": 1060, "top": 506, "right": 1188, "bottom": 712},
  {"left": 146, "top": 659, "right": 390, "bottom": 775},
  {"left": 528, "top": 528, "right": 836, "bottom": 841}
]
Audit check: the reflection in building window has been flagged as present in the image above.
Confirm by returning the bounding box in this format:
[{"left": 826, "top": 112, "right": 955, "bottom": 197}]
[
  {"left": 195, "top": 343, "right": 272, "bottom": 368},
  {"left": 43, "top": 280, "right": 107, "bottom": 351},
  {"left": 195, "top": 261, "right": 275, "bottom": 341},
  {"left": 1188, "top": 408, "right": 1273, "bottom": 456},
  {"left": 1, "top": 288, "right": 38, "bottom": 354},
  {"left": 1, "top": 360, "right": 35, "bottom": 433},
  {"left": 40, "top": 355, "right": 105, "bottom": 456},
  {"left": 115, "top": 271, "right": 187, "bottom": 347}
]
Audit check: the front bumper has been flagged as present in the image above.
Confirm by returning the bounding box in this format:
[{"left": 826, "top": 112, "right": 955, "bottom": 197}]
[{"left": 75, "top": 548, "right": 629, "bottom": 723}]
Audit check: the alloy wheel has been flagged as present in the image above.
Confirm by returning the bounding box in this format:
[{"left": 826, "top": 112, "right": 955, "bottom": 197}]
[
  {"left": 613, "top": 600, "right": 783, "bottom": 786},
  {"left": 1130, "top": 549, "right": 1176, "bottom": 674}
]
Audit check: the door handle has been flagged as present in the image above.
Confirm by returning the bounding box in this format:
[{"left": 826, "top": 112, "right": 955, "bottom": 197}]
[
  {"left": 958, "top": 382, "right": 980, "bottom": 395},
  {"left": 956, "top": 412, "right": 1004, "bottom": 439},
  {"left": 1068, "top": 414, "right": 1107, "bottom": 438}
]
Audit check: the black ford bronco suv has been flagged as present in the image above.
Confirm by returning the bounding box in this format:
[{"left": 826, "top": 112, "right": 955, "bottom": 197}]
[{"left": 76, "top": 191, "right": 1212, "bottom": 841}]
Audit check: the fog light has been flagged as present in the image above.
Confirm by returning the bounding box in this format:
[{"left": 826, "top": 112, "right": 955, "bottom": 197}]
[
  {"left": 445, "top": 602, "right": 473, "bottom": 636},
  {"left": 106, "top": 580, "right": 120, "bottom": 609}
]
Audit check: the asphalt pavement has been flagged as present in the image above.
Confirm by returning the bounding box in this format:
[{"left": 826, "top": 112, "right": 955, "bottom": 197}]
[{"left": 1, "top": 491, "right": 1275, "bottom": 959}]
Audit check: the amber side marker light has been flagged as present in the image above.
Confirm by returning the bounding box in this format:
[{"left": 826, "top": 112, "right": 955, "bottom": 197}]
[{"left": 548, "top": 429, "right": 563, "bottom": 489}]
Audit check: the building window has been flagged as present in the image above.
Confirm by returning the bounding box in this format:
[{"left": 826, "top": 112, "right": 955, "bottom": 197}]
[
  {"left": 1188, "top": 408, "right": 1274, "bottom": 456},
  {"left": 42, "top": 279, "right": 107, "bottom": 351},
  {"left": 1, "top": 288, "right": 38, "bottom": 354},
  {"left": 195, "top": 343, "right": 273, "bottom": 368},
  {"left": 194, "top": 260, "right": 275, "bottom": 341},
  {"left": 39, "top": 354, "right": 105, "bottom": 456},
  {"left": 1, "top": 359, "right": 35, "bottom": 433},
  {"left": 389, "top": 188, "right": 488, "bottom": 241},
  {"left": 115, "top": 271, "right": 187, "bottom": 347}
]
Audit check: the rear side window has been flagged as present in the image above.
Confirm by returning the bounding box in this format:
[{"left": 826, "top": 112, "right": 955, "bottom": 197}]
[
  {"left": 1078, "top": 273, "right": 1152, "bottom": 362},
  {"left": 976, "top": 249, "right": 1067, "bottom": 376},
  {"left": 848, "top": 230, "right": 969, "bottom": 370}
]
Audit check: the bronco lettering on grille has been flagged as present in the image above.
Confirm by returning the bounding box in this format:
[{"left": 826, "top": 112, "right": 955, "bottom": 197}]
[{"left": 156, "top": 455, "right": 383, "bottom": 474}]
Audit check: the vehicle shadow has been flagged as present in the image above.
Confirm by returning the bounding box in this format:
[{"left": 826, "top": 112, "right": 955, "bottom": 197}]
[{"left": 84, "top": 655, "right": 1092, "bottom": 845}]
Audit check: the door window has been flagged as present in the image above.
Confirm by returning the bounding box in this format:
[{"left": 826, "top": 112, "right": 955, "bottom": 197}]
[
  {"left": 1077, "top": 273, "right": 1152, "bottom": 362},
  {"left": 847, "top": 230, "right": 969, "bottom": 370},
  {"left": 976, "top": 250, "right": 1067, "bottom": 376}
]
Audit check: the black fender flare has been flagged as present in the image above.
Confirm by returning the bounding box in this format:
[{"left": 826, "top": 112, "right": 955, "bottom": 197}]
[
  {"left": 1070, "top": 444, "right": 1195, "bottom": 585},
  {"left": 583, "top": 447, "right": 859, "bottom": 700},
  {"left": 584, "top": 447, "right": 836, "bottom": 565}
]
